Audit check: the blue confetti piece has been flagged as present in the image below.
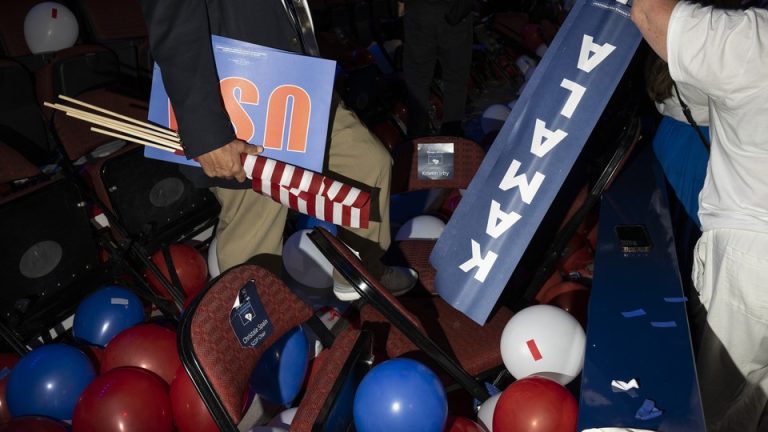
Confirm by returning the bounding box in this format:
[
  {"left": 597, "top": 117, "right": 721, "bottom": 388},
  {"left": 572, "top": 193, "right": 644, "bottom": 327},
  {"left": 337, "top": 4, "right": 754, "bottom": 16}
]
[
  {"left": 635, "top": 398, "right": 663, "bottom": 420},
  {"left": 651, "top": 321, "right": 677, "bottom": 328},
  {"left": 473, "top": 381, "right": 503, "bottom": 411},
  {"left": 663, "top": 297, "right": 688, "bottom": 303},
  {"left": 485, "top": 381, "right": 502, "bottom": 396},
  {"left": 621, "top": 309, "right": 647, "bottom": 318}
]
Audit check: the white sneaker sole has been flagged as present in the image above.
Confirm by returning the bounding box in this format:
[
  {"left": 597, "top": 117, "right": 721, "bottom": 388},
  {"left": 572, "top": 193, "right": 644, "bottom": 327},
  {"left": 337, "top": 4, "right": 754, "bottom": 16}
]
[
  {"left": 333, "top": 282, "right": 362, "bottom": 301},
  {"left": 332, "top": 267, "right": 418, "bottom": 301}
]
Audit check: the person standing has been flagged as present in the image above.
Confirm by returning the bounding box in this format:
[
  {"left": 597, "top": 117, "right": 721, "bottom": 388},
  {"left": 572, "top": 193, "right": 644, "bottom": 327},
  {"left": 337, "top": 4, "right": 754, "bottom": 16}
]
[
  {"left": 402, "top": 0, "right": 474, "bottom": 137},
  {"left": 139, "top": 0, "right": 417, "bottom": 299},
  {"left": 632, "top": 2, "right": 768, "bottom": 430}
]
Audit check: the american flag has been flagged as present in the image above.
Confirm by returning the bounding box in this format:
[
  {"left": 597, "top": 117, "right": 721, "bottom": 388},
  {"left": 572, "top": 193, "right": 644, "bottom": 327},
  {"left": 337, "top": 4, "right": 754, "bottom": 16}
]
[{"left": 242, "top": 155, "right": 371, "bottom": 228}]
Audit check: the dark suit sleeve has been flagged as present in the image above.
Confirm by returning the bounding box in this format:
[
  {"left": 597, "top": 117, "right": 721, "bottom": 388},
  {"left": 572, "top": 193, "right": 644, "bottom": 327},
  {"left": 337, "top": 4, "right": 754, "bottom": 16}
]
[{"left": 139, "top": 0, "right": 235, "bottom": 158}]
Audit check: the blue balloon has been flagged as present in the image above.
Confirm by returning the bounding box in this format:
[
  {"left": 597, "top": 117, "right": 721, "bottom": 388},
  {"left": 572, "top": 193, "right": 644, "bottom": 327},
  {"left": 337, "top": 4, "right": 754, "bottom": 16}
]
[
  {"left": 248, "top": 326, "right": 310, "bottom": 405},
  {"left": 296, "top": 215, "right": 338, "bottom": 236},
  {"left": 353, "top": 358, "right": 447, "bottom": 432},
  {"left": 7, "top": 344, "right": 96, "bottom": 420},
  {"left": 73, "top": 285, "right": 145, "bottom": 347}
]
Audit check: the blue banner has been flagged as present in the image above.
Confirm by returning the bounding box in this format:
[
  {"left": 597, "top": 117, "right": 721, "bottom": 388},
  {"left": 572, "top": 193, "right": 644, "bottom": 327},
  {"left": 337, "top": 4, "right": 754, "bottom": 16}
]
[{"left": 429, "top": 0, "right": 642, "bottom": 324}]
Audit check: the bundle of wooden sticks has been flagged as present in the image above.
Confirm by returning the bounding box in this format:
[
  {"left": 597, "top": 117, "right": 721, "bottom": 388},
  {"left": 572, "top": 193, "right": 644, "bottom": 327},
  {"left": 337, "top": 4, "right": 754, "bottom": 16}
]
[{"left": 44, "top": 95, "right": 184, "bottom": 155}]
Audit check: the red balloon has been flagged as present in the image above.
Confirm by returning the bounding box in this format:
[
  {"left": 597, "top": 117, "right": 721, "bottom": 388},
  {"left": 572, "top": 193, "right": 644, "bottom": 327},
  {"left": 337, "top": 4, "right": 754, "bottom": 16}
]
[
  {"left": 0, "top": 353, "right": 19, "bottom": 425},
  {"left": 101, "top": 323, "right": 181, "bottom": 384},
  {"left": 0, "top": 416, "right": 69, "bottom": 431},
  {"left": 170, "top": 366, "right": 219, "bottom": 432},
  {"left": 73, "top": 367, "right": 173, "bottom": 432},
  {"left": 0, "top": 354, "right": 18, "bottom": 370},
  {"left": 445, "top": 416, "right": 485, "bottom": 432},
  {"left": 493, "top": 377, "right": 578, "bottom": 432},
  {"left": 146, "top": 244, "right": 208, "bottom": 301}
]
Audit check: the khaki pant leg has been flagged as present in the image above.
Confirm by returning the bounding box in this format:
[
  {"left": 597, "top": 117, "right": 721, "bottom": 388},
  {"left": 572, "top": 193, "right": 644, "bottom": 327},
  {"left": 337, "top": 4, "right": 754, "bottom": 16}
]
[
  {"left": 327, "top": 104, "right": 393, "bottom": 253},
  {"left": 211, "top": 187, "right": 287, "bottom": 272}
]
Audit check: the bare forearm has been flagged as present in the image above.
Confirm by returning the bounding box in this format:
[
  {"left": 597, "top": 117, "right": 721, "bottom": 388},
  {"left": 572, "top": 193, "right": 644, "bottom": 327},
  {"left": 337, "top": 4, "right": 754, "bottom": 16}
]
[{"left": 631, "top": 0, "right": 678, "bottom": 61}]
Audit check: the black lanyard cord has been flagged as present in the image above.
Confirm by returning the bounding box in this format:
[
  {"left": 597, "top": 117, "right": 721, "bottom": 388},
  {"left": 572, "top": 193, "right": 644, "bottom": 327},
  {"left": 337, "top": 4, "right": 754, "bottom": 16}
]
[{"left": 672, "top": 82, "right": 711, "bottom": 153}]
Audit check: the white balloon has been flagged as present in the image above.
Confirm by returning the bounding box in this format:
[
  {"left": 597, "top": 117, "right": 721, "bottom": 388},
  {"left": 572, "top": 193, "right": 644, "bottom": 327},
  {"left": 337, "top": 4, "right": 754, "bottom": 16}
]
[
  {"left": 207, "top": 236, "right": 221, "bottom": 278},
  {"left": 24, "top": 2, "right": 79, "bottom": 54},
  {"left": 499, "top": 304, "right": 586, "bottom": 385},
  {"left": 395, "top": 215, "right": 446, "bottom": 241},
  {"left": 480, "top": 104, "right": 512, "bottom": 135},
  {"left": 515, "top": 55, "right": 537, "bottom": 77},
  {"left": 267, "top": 407, "right": 298, "bottom": 429},
  {"left": 476, "top": 392, "right": 502, "bottom": 432},
  {"left": 282, "top": 229, "right": 333, "bottom": 289}
]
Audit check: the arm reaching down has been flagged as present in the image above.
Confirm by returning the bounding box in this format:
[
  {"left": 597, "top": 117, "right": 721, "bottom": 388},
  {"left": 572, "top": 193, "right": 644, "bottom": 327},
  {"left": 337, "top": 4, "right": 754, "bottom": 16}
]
[{"left": 631, "top": 0, "right": 678, "bottom": 61}]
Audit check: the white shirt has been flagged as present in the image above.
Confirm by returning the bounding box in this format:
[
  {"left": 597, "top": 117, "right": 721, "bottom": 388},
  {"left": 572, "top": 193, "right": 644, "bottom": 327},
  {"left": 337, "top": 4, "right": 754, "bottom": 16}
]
[
  {"left": 655, "top": 81, "right": 709, "bottom": 125},
  {"left": 667, "top": 2, "right": 768, "bottom": 233}
]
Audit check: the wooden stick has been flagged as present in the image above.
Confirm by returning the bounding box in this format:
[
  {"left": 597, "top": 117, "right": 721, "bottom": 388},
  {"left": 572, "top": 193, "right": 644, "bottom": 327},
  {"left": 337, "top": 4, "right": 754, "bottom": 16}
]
[
  {"left": 44, "top": 101, "right": 182, "bottom": 146},
  {"left": 64, "top": 109, "right": 183, "bottom": 150},
  {"left": 57, "top": 94, "right": 179, "bottom": 138},
  {"left": 90, "top": 127, "right": 179, "bottom": 153}
]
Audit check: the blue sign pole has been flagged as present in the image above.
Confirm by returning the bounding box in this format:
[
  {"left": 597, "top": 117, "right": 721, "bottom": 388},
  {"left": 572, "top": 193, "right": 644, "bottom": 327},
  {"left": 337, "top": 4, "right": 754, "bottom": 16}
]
[{"left": 429, "top": 0, "right": 642, "bottom": 324}]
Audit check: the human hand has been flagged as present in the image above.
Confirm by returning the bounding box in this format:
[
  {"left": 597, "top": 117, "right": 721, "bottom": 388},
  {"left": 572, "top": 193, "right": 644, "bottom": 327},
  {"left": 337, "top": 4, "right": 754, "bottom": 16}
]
[{"left": 196, "top": 139, "right": 263, "bottom": 182}]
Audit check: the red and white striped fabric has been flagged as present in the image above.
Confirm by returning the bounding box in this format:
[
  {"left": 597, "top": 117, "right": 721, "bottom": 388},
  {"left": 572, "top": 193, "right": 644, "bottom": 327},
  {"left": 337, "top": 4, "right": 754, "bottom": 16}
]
[{"left": 243, "top": 154, "right": 371, "bottom": 228}]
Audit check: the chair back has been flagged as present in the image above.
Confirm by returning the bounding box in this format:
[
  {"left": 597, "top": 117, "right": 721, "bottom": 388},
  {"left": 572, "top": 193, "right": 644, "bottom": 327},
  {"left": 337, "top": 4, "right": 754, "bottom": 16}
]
[
  {"left": 178, "top": 264, "right": 314, "bottom": 430},
  {"left": 392, "top": 136, "right": 485, "bottom": 193},
  {"left": 307, "top": 227, "right": 491, "bottom": 402}
]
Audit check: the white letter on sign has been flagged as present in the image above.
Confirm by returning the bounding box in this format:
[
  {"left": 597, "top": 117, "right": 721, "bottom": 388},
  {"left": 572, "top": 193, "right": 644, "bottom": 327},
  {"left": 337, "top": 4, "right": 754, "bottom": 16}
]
[
  {"left": 559, "top": 79, "right": 586, "bottom": 119},
  {"left": 486, "top": 200, "right": 522, "bottom": 239},
  {"left": 530, "top": 119, "right": 568, "bottom": 158},
  {"left": 498, "top": 160, "right": 545, "bottom": 204},
  {"left": 459, "top": 239, "right": 499, "bottom": 283},
  {"left": 578, "top": 35, "right": 616, "bottom": 73}
]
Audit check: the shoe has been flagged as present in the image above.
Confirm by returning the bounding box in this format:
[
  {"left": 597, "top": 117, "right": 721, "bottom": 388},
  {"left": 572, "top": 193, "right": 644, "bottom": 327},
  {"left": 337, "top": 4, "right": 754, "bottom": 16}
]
[{"left": 333, "top": 266, "right": 418, "bottom": 301}]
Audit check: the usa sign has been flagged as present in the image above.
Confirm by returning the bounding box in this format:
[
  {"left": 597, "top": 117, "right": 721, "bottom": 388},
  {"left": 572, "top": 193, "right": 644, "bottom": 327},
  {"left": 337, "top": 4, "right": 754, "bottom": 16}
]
[
  {"left": 430, "top": 0, "right": 642, "bottom": 324},
  {"left": 147, "top": 35, "right": 336, "bottom": 173}
]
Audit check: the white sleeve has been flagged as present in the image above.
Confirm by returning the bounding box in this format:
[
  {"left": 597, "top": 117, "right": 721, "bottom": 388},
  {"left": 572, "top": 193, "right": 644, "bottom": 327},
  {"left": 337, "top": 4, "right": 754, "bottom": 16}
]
[{"left": 667, "top": 2, "right": 768, "bottom": 100}]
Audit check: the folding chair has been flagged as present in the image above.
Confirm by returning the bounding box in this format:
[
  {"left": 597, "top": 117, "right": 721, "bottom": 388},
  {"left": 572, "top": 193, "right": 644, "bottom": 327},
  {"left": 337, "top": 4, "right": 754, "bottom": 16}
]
[
  {"left": 309, "top": 227, "right": 514, "bottom": 403},
  {"left": 391, "top": 136, "right": 486, "bottom": 295},
  {"left": 71, "top": 0, "right": 152, "bottom": 80},
  {"left": 521, "top": 114, "right": 641, "bottom": 303},
  {"left": 178, "top": 264, "right": 373, "bottom": 432},
  {"left": 0, "top": 175, "right": 182, "bottom": 350},
  {"left": 35, "top": 47, "right": 220, "bottom": 306},
  {"left": 0, "top": 59, "right": 58, "bottom": 166},
  {"left": 0, "top": 141, "right": 43, "bottom": 196}
]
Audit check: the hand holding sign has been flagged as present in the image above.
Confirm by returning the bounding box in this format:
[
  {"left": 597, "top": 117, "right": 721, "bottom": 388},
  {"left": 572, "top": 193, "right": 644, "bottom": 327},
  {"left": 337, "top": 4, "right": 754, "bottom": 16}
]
[{"left": 197, "top": 138, "right": 263, "bottom": 182}]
